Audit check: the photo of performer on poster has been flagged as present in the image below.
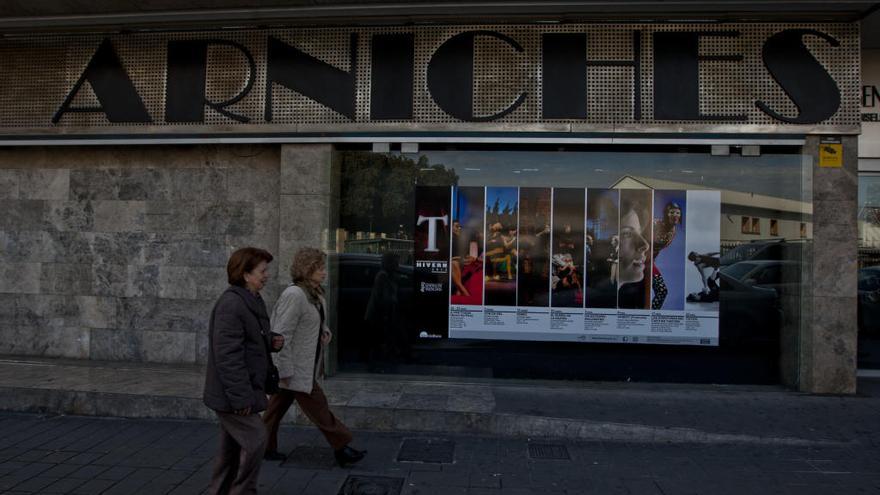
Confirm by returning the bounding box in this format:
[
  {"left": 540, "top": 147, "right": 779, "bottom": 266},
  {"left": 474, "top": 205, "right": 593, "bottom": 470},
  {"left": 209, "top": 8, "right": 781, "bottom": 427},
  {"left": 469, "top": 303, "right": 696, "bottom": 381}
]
[
  {"left": 518, "top": 188, "right": 552, "bottom": 307},
  {"left": 617, "top": 189, "right": 653, "bottom": 310},
  {"left": 685, "top": 190, "right": 721, "bottom": 311},
  {"left": 451, "top": 187, "right": 485, "bottom": 306},
  {"left": 551, "top": 189, "right": 585, "bottom": 307},
  {"left": 585, "top": 189, "right": 619, "bottom": 309},
  {"left": 485, "top": 187, "right": 518, "bottom": 306},
  {"left": 651, "top": 191, "right": 686, "bottom": 311}
]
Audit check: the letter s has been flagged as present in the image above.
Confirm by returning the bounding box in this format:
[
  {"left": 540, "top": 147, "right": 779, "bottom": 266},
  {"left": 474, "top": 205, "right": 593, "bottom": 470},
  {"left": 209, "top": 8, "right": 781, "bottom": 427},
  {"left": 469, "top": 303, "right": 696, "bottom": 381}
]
[{"left": 756, "top": 29, "right": 841, "bottom": 124}]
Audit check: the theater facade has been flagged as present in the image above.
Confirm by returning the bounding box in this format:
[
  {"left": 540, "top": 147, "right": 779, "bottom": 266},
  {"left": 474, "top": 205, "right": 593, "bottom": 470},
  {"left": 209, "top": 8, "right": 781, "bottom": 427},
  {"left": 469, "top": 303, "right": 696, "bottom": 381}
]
[{"left": 0, "top": 2, "right": 867, "bottom": 393}]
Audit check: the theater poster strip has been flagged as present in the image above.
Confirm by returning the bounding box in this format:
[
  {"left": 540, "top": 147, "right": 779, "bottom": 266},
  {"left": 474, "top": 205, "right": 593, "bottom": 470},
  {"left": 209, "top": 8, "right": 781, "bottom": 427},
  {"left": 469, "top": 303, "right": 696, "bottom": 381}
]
[{"left": 414, "top": 186, "right": 721, "bottom": 346}]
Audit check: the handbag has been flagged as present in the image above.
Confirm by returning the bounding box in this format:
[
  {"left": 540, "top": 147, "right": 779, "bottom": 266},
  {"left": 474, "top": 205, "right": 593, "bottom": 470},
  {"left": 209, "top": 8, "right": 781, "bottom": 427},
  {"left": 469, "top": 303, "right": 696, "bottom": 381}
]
[{"left": 264, "top": 358, "right": 281, "bottom": 395}]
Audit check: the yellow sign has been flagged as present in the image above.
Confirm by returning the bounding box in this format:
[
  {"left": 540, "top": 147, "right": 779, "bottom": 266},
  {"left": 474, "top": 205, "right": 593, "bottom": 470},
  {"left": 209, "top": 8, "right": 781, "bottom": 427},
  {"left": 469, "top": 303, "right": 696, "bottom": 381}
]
[{"left": 819, "top": 138, "right": 842, "bottom": 168}]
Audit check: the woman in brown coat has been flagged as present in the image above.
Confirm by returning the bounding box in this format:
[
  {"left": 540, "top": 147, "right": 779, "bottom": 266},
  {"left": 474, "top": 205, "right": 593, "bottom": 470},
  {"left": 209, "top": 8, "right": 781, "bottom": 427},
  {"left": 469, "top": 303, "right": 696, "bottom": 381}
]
[{"left": 262, "top": 247, "right": 366, "bottom": 466}]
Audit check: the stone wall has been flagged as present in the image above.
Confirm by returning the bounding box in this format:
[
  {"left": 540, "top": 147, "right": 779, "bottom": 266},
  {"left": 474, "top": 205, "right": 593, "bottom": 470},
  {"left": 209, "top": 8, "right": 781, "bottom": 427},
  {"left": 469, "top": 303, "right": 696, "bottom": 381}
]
[{"left": 0, "top": 145, "right": 281, "bottom": 364}]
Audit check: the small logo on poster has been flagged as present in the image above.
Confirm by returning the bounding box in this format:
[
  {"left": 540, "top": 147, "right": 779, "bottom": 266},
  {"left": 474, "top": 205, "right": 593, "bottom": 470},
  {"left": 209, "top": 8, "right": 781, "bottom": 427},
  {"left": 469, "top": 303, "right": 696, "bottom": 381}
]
[
  {"left": 420, "top": 282, "right": 445, "bottom": 293},
  {"left": 416, "top": 260, "right": 449, "bottom": 273}
]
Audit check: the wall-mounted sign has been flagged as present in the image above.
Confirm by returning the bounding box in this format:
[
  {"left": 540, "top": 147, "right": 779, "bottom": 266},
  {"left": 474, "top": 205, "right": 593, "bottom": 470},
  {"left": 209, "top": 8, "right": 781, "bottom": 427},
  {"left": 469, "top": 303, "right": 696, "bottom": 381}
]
[
  {"left": 860, "top": 49, "right": 880, "bottom": 157},
  {"left": 819, "top": 136, "right": 843, "bottom": 167},
  {"left": 0, "top": 23, "right": 859, "bottom": 136}
]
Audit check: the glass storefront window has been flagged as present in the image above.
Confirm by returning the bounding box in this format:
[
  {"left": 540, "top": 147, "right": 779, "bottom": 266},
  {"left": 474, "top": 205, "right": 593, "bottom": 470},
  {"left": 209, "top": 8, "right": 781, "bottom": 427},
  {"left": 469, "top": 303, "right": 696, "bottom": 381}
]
[
  {"left": 858, "top": 172, "right": 880, "bottom": 369},
  {"left": 330, "top": 145, "right": 811, "bottom": 384}
]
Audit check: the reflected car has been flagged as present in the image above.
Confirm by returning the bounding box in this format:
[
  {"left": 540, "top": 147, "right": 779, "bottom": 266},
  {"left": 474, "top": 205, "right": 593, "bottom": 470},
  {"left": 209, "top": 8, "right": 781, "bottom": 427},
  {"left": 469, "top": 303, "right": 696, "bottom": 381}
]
[
  {"left": 717, "top": 260, "right": 801, "bottom": 348},
  {"left": 720, "top": 240, "right": 803, "bottom": 267},
  {"left": 719, "top": 260, "right": 801, "bottom": 295},
  {"left": 331, "top": 253, "right": 414, "bottom": 360},
  {"left": 859, "top": 266, "right": 880, "bottom": 336}
]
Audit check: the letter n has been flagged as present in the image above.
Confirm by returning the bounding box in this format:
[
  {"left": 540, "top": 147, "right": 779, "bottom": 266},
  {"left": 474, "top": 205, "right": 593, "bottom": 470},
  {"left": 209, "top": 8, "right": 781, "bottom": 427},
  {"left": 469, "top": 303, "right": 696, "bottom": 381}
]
[{"left": 265, "top": 35, "right": 357, "bottom": 121}]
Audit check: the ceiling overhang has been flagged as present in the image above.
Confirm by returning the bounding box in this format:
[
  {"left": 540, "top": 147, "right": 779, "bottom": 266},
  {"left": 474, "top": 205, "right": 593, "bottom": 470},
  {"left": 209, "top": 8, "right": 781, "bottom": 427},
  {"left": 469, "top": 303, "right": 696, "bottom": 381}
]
[{"left": 0, "top": 1, "right": 878, "bottom": 33}]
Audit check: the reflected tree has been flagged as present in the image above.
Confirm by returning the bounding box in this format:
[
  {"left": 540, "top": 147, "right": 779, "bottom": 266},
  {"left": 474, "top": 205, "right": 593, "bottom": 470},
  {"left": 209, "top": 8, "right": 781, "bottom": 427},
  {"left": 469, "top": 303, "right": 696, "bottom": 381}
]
[{"left": 339, "top": 151, "right": 458, "bottom": 236}]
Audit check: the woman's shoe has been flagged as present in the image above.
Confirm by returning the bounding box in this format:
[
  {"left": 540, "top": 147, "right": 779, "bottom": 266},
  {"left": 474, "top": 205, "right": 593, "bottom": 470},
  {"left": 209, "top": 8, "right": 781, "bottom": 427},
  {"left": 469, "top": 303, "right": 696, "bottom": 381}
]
[
  {"left": 263, "top": 450, "right": 287, "bottom": 461},
  {"left": 334, "top": 445, "right": 366, "bottom": 467}
]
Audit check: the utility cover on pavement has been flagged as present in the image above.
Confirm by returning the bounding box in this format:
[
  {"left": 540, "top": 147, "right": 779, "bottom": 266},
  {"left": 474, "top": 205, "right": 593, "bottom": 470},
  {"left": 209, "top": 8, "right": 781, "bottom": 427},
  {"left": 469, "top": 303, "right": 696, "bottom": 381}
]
[
  {"left": 528, "top": 443, "right": 570, "bottom": 460},
  {"left": 397, "top": 438, "right": 455, "bottom": 463},
  {"left": 338, "top": 475, "right": 404, "bottom": 495},
  {"left": 282, "top": 445, "right": 336, "bottom": 469}
]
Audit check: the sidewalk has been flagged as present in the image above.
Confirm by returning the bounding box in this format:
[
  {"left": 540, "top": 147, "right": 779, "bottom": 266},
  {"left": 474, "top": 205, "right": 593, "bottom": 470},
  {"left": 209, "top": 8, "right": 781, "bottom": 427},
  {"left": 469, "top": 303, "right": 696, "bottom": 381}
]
[
  {"left": 1, "top": 412, "right": 879, "bottom": 495},
  {"left": 0, "top": 355, "right": 878, "bottom": 448}
]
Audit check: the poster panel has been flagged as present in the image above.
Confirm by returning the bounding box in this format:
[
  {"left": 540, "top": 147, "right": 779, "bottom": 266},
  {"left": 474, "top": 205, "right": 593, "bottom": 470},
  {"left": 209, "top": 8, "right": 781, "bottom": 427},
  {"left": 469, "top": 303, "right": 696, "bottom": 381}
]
[
  {"left": 515, "top": 188, "right": 552, "bottom": 331},
  {"left": 651, "top": 191, "right": 687, "bottom": 311},
  {"left": 450, "top": 187, "right": 485, "bottom": 306},
  {"left": 414, "top": 186, "right": 451, "bottom": 339},
  {"left": 551, "top": 188, "right": 586, "bottom": 308},
  {"left": 585, "top": 189, "right": 619, "bottom": 308},
  {"left": 429, "top": 186, "right": 720, "bottom": 346},
  {"left": 584, "top": 188, "right": 619, "bottom": 333},
  {"left": 484, "top": 187, "right": 519, "bottom": 306}
]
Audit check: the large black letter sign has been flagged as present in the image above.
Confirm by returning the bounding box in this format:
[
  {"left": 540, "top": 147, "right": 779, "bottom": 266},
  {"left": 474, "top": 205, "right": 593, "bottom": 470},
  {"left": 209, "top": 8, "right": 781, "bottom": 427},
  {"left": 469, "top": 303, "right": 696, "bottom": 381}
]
[
  {"left": 427, "top": 31, "right": 526, "bottom": 122},
  {"left": 542, "top": 33, "right": 587, "bottom": 120},
  {"left": 371, "top": 33, "right": 415, "bottom": 120},
  {"left": 166, "top": 40, "right": 256, "bottom": 123},
  {"left": 654, "top": 31, "right": 745, "bottom": 121},
  {"left": 265, "top": 35, "right": 358, "bottom": 121},
  {"left": 52, "top": 39, "right": 151, "bottom": 123},
  {"left": 756, "top": 29, "right": 841, "bottom": 124}
]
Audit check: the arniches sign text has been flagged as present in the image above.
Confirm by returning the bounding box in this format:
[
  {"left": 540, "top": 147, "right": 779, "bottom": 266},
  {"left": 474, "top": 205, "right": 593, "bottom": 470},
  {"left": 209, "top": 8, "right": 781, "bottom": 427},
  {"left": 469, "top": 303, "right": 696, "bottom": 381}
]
[{"left": 0, "top": 23, "right": 860, "bottom": 134}]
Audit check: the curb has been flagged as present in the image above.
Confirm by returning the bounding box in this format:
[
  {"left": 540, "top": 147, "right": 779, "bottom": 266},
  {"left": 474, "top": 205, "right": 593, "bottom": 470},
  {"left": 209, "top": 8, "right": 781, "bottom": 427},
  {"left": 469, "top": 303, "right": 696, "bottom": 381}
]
[{"left": 0, "top": 386, "right": 847, "bottom": 447}]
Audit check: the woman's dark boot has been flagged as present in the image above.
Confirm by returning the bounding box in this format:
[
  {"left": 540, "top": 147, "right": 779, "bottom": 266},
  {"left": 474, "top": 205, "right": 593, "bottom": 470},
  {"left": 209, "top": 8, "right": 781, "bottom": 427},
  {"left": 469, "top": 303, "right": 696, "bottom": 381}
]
[{"left": 334, "top": 445, "right": 366, "bottom": 467}]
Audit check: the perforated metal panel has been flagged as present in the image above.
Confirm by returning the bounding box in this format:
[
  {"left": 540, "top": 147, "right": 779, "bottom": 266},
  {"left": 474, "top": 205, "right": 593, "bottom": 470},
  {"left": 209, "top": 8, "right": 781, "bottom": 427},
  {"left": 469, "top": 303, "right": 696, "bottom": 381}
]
[{"left": 0, "top": 23, "right": 860, "bottom": 133}]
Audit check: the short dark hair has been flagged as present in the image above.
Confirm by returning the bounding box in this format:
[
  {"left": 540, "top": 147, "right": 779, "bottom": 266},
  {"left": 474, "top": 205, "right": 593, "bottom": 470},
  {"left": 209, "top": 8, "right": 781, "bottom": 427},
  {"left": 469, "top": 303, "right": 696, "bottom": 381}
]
[{"left": 227, "top": 247, "right": 274, "bottom": 286}]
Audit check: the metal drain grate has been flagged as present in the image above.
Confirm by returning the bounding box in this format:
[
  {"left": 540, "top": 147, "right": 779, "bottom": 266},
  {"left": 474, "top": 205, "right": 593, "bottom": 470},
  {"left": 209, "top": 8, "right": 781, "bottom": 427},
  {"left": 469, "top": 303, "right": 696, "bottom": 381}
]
[
  {"left": 528, "top": 443, "right": 570, "bottom": 460},
  {"left": 338, "top": 475, "right": 404, "bottom": 495},
  {"left": 396, "top": 438, "right": 455, "bottom": 463}
]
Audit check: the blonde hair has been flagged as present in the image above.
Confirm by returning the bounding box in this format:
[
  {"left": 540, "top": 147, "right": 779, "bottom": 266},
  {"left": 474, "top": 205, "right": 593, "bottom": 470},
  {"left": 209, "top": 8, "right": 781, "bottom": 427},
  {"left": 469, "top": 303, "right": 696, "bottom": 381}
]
[{"left": 290, "top": 247, "right": 326, "bottom": 285}]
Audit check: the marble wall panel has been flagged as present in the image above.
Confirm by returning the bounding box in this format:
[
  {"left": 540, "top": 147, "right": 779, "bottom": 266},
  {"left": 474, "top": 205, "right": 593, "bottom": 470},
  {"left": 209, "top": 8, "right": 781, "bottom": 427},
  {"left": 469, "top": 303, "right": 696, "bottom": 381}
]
[
  {"left": 227, "top": 164, "right": 280, "bottom": 202},
  {"left": 75, "top": 296, "right": 118, "bottom": 329},
  {"left": 40, "top": 263, "right": 94, "bottom": 295},
  {"left": 0, "top": 230, "right": 51, "bottom": 262},
  {"left": 69, "top": 169, "right": 122, "bottom": 201},
  {"left": 92, "top": 201, "right": 146, "bottom": 233},
  {"left": 194, "top": 202, "right": 255, "bottom": 235},
  {"left": 44, "top": 231, "right": 95, "bottom": 264},
  {"left": 144, "top": 201, "right": 198, "bottom": 233},
  {"left": 14, "top": 294, "right": 81, "bottom": 328},
  {"left": 89, "top": 329, "right": 196, "bottom": 364},
  {"left": 0, "top": 169, "right": 19, "bottom": 199},
  {"left": 0, "top": 262, "right": 41, "bottom": 294},
  {"left": 171, "top": 168, "right": 227, "bottom": 202},
  {"left": 1, "top": 145, "right": 282, "bottom": 365},
  {"left": 0, "top": 326, "right": 89, "bottom": 359},
  {"left": 165, "top": 234, "right": 230, "bottom": 267},
  {"left": 117, "top": 168, "right": 174, "bottom": 201},
  {"left": 18, "top": 169, "right": 70, "bottom": 200},
  {"left": 280, "top": 145, "right": 332, "bottom": 196},
  {"left": 91, "top": 232, "right": 148, "bottom": 266},
  {"left": 117, "top": 296, "right": 213, "bottom": 333},
  {"left": 0, "top": 200, "right": 46, "bottom": 231},
  {"left": 44, "top": 200, "right": 95, "bottom": 232}
]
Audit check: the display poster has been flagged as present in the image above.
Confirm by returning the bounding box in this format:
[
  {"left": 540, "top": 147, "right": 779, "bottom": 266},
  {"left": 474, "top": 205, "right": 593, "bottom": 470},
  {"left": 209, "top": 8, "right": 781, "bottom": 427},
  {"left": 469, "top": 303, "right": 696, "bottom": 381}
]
[
  {"left": 414, "top": 186, "right": 451, "bottom": 339},
  {"left": 416, "top": 186, "right": 719, "bottom": 346}
]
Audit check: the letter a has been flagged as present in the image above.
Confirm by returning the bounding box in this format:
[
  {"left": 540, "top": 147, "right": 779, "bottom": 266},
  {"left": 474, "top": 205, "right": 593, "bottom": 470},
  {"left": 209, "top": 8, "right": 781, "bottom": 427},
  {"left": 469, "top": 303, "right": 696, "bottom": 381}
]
[{"left": 52, "top": 38, "right": 152, "bottom": 123}]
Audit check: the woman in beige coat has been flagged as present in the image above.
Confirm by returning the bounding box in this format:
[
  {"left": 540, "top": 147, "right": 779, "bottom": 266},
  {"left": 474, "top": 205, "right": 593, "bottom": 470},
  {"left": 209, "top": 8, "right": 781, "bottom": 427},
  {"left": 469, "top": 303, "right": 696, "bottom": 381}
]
[{"left": 262, "top": 247, "right": 366, "bottom": 467}]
